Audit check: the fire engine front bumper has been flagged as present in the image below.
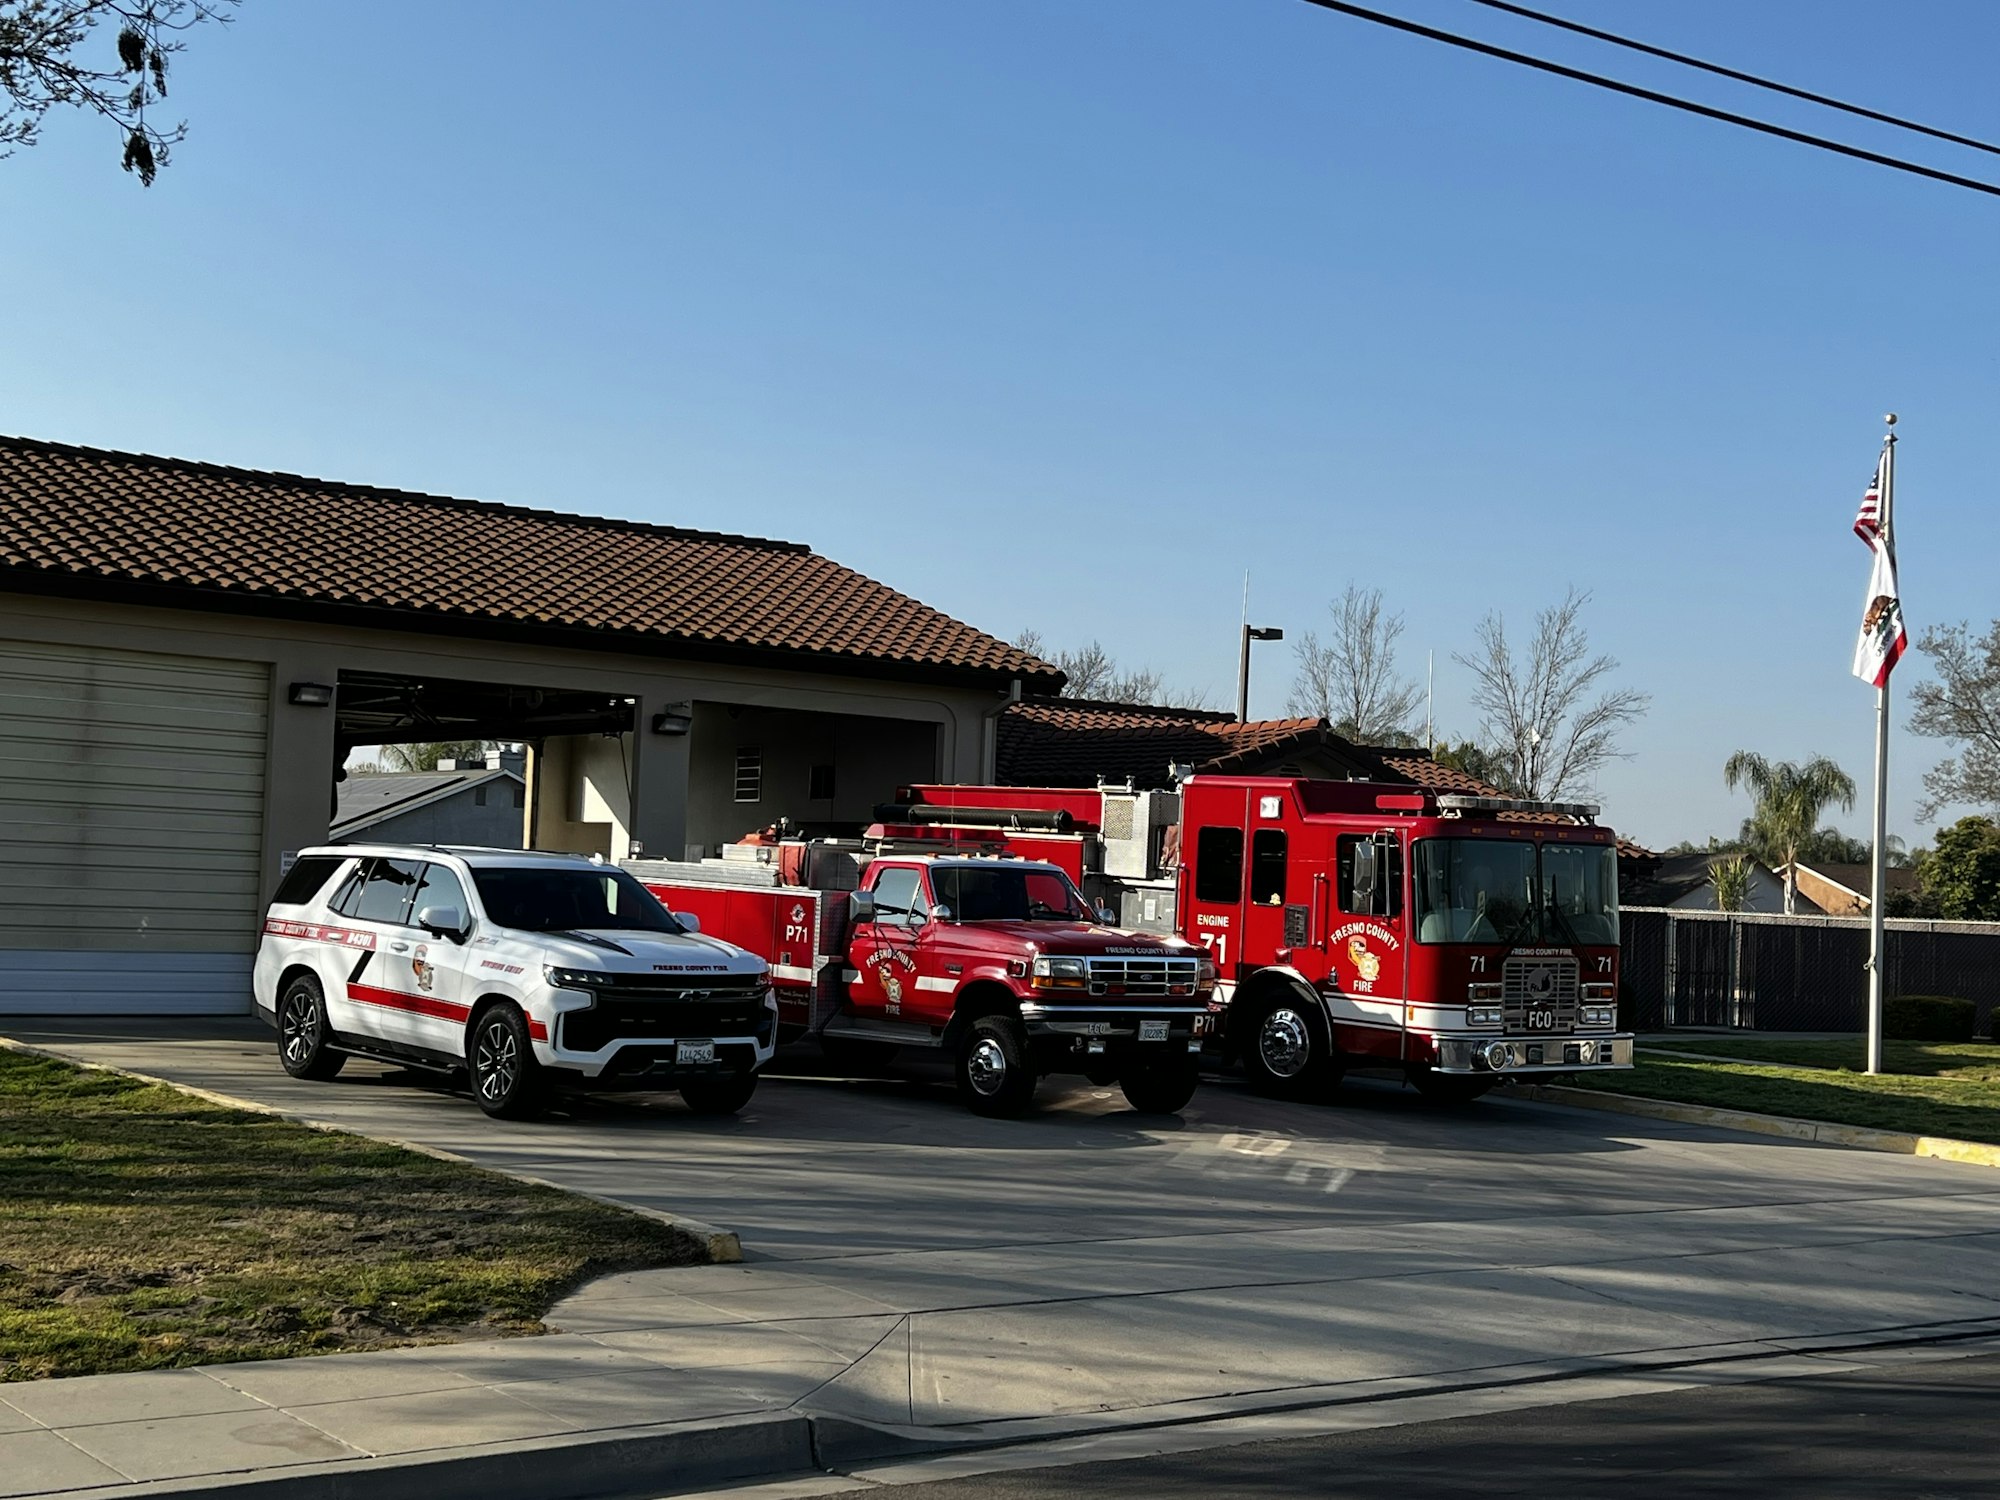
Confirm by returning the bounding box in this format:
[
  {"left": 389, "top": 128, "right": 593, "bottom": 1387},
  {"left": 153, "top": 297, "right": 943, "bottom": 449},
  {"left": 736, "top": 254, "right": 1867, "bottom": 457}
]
[{"left": 1432, "top": 1034, "right": 1635, "bottom": 1075}]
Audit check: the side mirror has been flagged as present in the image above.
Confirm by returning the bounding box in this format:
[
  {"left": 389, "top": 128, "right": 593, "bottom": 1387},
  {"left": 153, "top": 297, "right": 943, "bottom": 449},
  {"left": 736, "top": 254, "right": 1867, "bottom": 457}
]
[
  {"left": 1352, "top": 841, "right": 1379, "bottom": 906},
  {"left": 929, "top": 903, "right": 953, "bottom": 923},
  {"left": 849, "top": 890, "right": 877, "bottom": 925},
  {"left": 672, "top": 911, "right": 701, "bottom": 934},
  {"left": 1096, "top": 903, "right": 1118, "bottom": 926},
  {"left": 416, "top": 905, "right": 468, "bottom": 941}
]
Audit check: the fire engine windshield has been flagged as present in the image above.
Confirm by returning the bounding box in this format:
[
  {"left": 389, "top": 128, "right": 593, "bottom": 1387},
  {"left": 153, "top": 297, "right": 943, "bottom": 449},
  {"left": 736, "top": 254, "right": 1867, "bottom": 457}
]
[
  {"left": 472, "top": 868, "right": 685, "bottom": 935},
  {"left": 1413, "top": 840, "right": 1617, "bottom": 946},
  {"left": 931, "top": 865, "right": 1093, "bottom": 923}
]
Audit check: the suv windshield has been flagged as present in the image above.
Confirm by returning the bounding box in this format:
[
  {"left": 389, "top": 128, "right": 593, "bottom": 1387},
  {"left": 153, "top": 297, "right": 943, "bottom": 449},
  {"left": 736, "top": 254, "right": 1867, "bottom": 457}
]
[
  {"left": 472, "top": 867, "right": 683, "bottom": 935},
  {"left": 1414, "top": 839, "right": 1618, "bottom": 946},
  {"left": 932, "top": 865, "right": 1094, "bottom": 923}
]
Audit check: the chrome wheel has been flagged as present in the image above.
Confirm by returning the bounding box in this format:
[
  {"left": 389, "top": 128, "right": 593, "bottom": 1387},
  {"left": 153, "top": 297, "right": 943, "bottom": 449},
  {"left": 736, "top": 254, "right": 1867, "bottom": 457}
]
[
  {"left": 966, "top": 1036, "right": 1009, "bottom": 1097},
  {"left": 280, "top": 992, "right": 318, "bottom": 1067},
  {"left": 475, "top": 1020, "right": 519, "bottom": 1102},
  {"left": 1258, "top": 1007, "right": 1313, "bottom": 1080}
]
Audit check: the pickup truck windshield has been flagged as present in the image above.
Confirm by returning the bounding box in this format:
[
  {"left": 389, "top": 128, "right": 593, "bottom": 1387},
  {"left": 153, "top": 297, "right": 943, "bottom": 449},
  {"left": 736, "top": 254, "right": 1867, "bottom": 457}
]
[
  {"left": 472, "top": 868, "right": 684, "bottom": 935},
  {"left": 933, "top": 865, "right": 1093, "bottom": 923},
  {"left": 1414, "top": 839, "right": 1618, "bottom": 946}
]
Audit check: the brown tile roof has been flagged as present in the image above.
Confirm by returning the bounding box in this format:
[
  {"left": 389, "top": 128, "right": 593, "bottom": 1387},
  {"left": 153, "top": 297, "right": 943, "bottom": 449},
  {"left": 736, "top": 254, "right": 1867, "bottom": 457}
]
[
  {"left": 0, "top": 436, "right": 1059, "bottom": 688},
  {"left": 995, "top": 700, "right": 1352, "bottom": 787}
]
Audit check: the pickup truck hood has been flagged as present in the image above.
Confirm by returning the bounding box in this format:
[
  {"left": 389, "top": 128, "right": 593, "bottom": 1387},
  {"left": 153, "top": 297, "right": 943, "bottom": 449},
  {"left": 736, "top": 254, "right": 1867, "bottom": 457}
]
[
  {"left": 954, "top": 921, "right": 1195, "bottom": 958},
  {"left": 536, "top": 928, "right": 767, "bottom": 978}
]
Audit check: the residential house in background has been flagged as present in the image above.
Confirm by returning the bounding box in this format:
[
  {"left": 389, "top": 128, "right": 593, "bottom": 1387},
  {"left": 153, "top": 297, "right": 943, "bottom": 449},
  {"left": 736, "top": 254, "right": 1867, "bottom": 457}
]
[
  {"left": 333, "top": 749, "right": 527, "bottom": 849},
  {"left": 1619, "top": 852, "right": 1788, "bottom": 913},
  {"left": 1783, "top": 861, "right": 1922, "bottom": 917}
]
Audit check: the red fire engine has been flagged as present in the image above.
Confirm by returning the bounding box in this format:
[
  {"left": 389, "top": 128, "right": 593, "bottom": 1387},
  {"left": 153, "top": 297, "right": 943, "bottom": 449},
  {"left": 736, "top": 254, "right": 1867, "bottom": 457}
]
[{"left": 887, "top": 775, "right": 1634, "bottom": 1101}]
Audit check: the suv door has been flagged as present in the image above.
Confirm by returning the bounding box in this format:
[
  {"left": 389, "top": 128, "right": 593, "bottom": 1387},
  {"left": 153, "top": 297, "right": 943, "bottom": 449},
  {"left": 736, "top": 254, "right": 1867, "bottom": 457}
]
[
  {"left": 331, "top": 857, "right": 430, "bottom": 1048},
  {"left": 848, "top": 864, "right": 929, "bottom": 1022},
  {"left": 400, "top": 862, "right": 477, "bottom": 1052}
]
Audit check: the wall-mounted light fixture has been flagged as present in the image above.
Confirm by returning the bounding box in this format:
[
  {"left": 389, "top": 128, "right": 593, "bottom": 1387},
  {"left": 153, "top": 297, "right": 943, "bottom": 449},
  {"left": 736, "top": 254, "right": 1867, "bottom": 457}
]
[
  {"left": 288, "top": 682, "right": 334, "bottom": 707},
  {"left": 651, "top": 702, "right": 694, "bottom": 736}
]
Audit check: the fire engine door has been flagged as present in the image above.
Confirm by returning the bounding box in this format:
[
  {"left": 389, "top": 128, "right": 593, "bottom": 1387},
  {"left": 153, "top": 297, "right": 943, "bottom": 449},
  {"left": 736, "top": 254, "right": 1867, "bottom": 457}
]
[
  {"left": 1186, "top": 787, "right": 1252, "bottom": 983},
  {"left": 1240, "top": 799, "right": 1297, "bottom": 976},
  {"left": 847, "top": 865, "right": 929, "bottom": 1022}
]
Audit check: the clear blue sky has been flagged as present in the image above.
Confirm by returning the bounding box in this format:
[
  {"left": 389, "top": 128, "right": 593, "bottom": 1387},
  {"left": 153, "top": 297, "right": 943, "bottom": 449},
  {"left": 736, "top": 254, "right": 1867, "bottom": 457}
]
[{"left": 5, "top": 0, "right": 1996, "bottom": 851}]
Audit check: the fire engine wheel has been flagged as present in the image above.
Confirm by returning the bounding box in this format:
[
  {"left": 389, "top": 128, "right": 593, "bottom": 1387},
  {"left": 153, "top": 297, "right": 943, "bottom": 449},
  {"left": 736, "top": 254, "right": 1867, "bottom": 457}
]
[
  {"left": 1120, "top": 1058, "right": 1200, "bottom": 1115},
  {"left": 276, "top": 974, "right": 345, "bottom": 1081},
  {"left": 470, "top": 1004, "right": 545, "bottom": 1120},
  {"left": 1409, "top": 1066, "right": 1498, "bottom": 1105},
  {"left": 1242, "top": 1002, "right": 1333, "bottom": 1098},
  {"left": 957, "top": 1016, "right": 1038, "bottom": 1118},
  {"left": 679, "top": 1073, "right": 758, "bottom": 1116}
]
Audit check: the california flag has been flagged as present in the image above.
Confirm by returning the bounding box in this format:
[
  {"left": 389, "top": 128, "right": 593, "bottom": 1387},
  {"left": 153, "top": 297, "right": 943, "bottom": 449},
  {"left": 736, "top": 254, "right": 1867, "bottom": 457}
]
[{"left": 1851, "top": 453, "right": 1906, "bottom": 687}]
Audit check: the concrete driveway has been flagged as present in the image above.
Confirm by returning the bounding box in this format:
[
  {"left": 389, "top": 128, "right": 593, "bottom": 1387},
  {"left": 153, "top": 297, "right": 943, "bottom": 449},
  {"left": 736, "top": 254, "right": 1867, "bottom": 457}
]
[{"left": 12, "top": 1019, "right": 2000, "bottom": 1446}]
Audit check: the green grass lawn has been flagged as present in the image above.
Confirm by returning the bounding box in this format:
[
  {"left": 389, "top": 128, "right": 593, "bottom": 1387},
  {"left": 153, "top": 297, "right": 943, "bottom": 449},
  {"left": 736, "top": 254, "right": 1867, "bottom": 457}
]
[
  {"left": 1564, "top": 1037, "right": 2000, "bottom": 1145},
  {"left": 0, "top": 1048, "right": 704, "bottom": 1381}
]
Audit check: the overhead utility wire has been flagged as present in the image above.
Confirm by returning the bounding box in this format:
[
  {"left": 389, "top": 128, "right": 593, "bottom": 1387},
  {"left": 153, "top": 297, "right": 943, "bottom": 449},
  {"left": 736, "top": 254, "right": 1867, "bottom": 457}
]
[
  {"left": 1466, "top": 0, "right": 2000, "bottom": 160},
  {"left": 1294, "top": 0, "right": 2000, "bottom": 200}
]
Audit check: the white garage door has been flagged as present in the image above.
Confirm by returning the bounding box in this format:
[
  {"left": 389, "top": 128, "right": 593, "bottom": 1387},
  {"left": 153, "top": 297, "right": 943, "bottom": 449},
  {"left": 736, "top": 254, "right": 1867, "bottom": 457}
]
[{"left": 0, "top": 639, "right": 270, "bottom": 1014}]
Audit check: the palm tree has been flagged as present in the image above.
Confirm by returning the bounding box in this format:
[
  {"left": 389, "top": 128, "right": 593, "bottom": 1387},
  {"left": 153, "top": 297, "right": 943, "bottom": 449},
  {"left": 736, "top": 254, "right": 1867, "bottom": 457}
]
[{"left": 1722, "top": 752, "right": 1859, "bottom": 915}]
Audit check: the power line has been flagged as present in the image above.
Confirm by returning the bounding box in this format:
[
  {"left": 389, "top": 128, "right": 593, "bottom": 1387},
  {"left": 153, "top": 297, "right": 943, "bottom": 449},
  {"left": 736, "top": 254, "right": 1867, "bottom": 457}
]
[
  {"left": 1466, "top": 0, "right": 2000, "bottom": 160},
  {"left": 1294, "top": 0, "right": 2000, "bottom": 200}
]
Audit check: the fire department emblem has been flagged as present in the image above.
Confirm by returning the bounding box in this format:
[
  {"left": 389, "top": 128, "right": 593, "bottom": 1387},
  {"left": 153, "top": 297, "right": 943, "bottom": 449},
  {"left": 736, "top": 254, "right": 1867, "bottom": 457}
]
[
  {"left": 1525, "top": 966, "right": 1556, "bottom": 1001},
  {"left": 411, "top": 944, "right": 435, "bottom": 993},
  {"left": 1346, "top": 936, "right": 1381, "bottom": 983},
  {"left": 790, "top": 903, "right": 807, "bottom": 925}
]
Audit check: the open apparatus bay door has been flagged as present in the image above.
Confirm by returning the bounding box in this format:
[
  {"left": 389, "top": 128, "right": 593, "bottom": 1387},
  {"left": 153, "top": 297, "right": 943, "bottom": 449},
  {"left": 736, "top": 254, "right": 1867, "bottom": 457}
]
[{"left": 891, "top": 776, "right": 1634, "bottom": 1101}]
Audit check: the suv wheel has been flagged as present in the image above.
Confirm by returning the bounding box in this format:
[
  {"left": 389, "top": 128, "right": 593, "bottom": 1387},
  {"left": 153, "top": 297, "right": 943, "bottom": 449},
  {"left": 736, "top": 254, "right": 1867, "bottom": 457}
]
[
  {"left": 1120, "top": 1057, "right": 1199, "bottom": 1114},
  {"left": 1241, "top": 1001, "right": 1334, "bottom": 1098},
  {"left": 470, "top": 1004, "right": 545, "bottom": 1119},
  {"left": 679, "top": 1073, "right": 757, "bottom": 1116},
  {"left": 956, "top": 1015, "right": 1038, "bottom": 1118},
  {"left": 276, "top": 974, "right": 345, "bottom": 1081}
]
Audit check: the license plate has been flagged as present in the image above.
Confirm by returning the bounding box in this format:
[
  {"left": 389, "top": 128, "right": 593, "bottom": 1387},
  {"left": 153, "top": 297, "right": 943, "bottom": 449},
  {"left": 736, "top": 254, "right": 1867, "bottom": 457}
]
[
  {"left": 1525, "top": 1009, "right": 1558, "bottom": 1031},
  {"left": 676, "top": 1040, "right": 716, "bottom": 1066},
  {"left": 1139, "top": 1019, "right": 1169, "bottom": 1042}
]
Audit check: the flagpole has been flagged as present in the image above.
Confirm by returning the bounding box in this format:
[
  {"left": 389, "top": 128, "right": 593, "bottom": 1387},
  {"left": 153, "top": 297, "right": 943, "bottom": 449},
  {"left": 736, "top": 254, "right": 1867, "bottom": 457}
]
[{"left": 1866, "top": 414, "right": 1897, "bottom": 1076}]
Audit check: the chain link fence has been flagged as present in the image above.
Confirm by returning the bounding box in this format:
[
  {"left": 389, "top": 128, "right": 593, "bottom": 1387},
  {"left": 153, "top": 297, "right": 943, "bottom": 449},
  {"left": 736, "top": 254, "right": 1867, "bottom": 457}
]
[{"left": 1620, "top": 907, "right": 2000, "bottom": 1035}]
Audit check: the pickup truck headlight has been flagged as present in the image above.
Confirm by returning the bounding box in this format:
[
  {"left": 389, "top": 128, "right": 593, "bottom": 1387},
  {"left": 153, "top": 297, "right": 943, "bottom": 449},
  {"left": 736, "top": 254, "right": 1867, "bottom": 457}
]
[
  {"left": 1466, "top": 1006, "right": 1503, "bottom": 1027},
  {"left": 545, "top": 967, "right": 603, "bottom": 991},
  {"left": 1195, "top": 957, "right": 1218, "bottom": 996},
  {"left": 1031, "top": 956, "right": 1089, "bottom": 990}
]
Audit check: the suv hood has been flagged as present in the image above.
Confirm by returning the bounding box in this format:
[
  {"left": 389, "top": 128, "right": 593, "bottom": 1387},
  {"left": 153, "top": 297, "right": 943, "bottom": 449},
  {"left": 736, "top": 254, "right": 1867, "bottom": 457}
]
[
  {"left": 953, "top": 922, "right": 1196, "bottom": 958},
  {"left": 535, "top": 928, "right": 767, "bottom": 978}
]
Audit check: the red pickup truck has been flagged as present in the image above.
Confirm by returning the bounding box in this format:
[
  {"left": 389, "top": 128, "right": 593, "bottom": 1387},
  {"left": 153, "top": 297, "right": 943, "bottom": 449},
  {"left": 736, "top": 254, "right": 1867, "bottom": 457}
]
[{"left": 634, "top": 848, "right": 1218, "bottom": 1117}]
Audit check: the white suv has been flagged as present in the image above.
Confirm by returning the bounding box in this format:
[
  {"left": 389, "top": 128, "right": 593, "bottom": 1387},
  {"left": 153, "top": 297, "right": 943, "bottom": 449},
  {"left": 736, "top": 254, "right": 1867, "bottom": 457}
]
[{"left": 253, "top": 845, "right": 777, "bottom": 1118}]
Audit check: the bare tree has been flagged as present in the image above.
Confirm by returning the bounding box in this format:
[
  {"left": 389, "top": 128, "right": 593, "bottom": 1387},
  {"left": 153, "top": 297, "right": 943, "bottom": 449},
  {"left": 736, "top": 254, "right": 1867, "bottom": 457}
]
[
  {"left": 1015, "top": 630, "right": 1208, "bottom": 709},
  {"left": 367, "top": 741, "right": 496, "bottom": 774},
  {"left": 1286, "top": 584, "right": 1424, "bottom": 742},
  {"left": 1909, "top": 619, "right": 2000, "bottom": 817},
  {"left": 1, "top": 1, "right": 236, "bottom": 184},
  {"left": 1453, "top": 589, "right": 1648, "bottom": 801}
]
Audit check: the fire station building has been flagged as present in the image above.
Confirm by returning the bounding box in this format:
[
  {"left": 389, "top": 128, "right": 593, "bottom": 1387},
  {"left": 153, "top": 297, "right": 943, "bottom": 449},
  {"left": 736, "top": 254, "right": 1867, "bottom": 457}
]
[{"left": 0, "top": 436, "right": 1056, "bottom": 1016}]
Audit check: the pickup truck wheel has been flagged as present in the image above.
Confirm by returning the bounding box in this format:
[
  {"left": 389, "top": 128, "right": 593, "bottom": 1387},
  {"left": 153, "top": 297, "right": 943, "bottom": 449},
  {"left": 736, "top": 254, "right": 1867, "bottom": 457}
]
[
  {"left": 470, "top": 1004, "right": 545, "bottom": 1120},
  {"left": 957, "top": 1015, "right": 1037, "bottom": 1118},
  {"left": 276, "top": 974, "right": 345, "bottom": 1081},
  {"left": 1241, "top": 1001, "right": 1333, "bottom": 1098},
  {"left": 1409, "top": 1066, "right": 1497, "bottom": 1105},
  {"left": 1120, "top": 1058, "right": 1199, "bottom": 1114},
  {"left": 679, "top": 1073, "right": 757, "bottom": 1116}
]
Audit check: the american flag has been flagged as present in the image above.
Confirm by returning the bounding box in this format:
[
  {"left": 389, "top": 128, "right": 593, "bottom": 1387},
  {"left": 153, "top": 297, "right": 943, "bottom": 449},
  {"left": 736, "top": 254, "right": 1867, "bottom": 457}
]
[{"left": 1854, "top": 456, "right": 1884, "bottom": 547}]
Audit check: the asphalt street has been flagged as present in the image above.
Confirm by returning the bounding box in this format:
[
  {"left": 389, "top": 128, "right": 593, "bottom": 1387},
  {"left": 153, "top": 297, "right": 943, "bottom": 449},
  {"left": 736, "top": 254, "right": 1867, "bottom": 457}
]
[{"left": 809, "top": 1349, "right": 2000, "bottom": 1499}]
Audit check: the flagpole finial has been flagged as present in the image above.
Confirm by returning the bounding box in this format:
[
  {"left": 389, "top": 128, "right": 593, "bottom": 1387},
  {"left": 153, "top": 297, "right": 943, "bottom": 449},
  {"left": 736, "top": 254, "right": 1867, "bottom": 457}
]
[{"left": 1884, "top": 412, "right": 1898, "bottom": 427}]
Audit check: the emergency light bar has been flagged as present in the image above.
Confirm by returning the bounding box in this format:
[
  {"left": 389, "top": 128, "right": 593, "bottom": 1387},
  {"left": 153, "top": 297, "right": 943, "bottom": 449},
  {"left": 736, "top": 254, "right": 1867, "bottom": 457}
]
[{"left": 1436, "top": 794, "right": 1601, "bottom": 822}]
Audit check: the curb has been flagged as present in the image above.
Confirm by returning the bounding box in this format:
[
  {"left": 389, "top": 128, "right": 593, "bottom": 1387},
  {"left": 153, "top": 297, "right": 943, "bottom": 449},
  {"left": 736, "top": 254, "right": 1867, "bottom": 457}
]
[
  {"left": 0, "top": 1033, "right": 743, "bottom": 1261},
  {"left": 1520, "top": 1082, "right": 2000, "bottom": 1168},
  {"left": 60, "top": 1411, "right": 812, "bottom": 1500}
]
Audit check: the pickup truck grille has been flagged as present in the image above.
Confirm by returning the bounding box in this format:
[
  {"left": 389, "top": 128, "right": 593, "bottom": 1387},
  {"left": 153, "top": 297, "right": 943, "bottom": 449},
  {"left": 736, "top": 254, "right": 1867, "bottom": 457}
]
[
  {"left": 1502, "top": 955, "right": 1578, "bottom": 1035},
  {"left": 1086, "top": 957, "right": 1201, "bottom": 999},
  {"left": 558, "top": 977, "right": 770, "bottom": 1053}
]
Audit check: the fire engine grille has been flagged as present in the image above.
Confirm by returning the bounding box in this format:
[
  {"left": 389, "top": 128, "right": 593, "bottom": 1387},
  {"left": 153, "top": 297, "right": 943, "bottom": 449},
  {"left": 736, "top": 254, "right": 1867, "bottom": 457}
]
[
  {"left": 1086, "top": 957, "right": 1201, "bottom": 999},
  {"left": 1502, "top": 955, "right": 1578, "bottom": 1035},
  {"left": 559, "top": 978, "right": 770, "bottom": 1053}
]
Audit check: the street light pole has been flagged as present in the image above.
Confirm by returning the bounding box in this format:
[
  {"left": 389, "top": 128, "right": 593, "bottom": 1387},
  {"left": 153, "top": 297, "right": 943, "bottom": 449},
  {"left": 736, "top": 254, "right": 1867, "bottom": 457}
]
[{"left": 1237, "top": 624, "right": 1284, "bottom": 723}]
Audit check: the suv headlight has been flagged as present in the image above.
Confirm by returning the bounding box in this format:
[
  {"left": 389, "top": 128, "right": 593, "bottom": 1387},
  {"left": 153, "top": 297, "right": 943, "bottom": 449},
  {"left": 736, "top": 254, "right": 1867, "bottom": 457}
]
[
  {"left": 1031, "top": 956, "right": 1089, "bottom": 990},
  {"left": 1466, "top": 1006, "right": 1503, "bottom": 1027},
  {"left": 546, "top": 967, "right": 603, "bottom": 991}
]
